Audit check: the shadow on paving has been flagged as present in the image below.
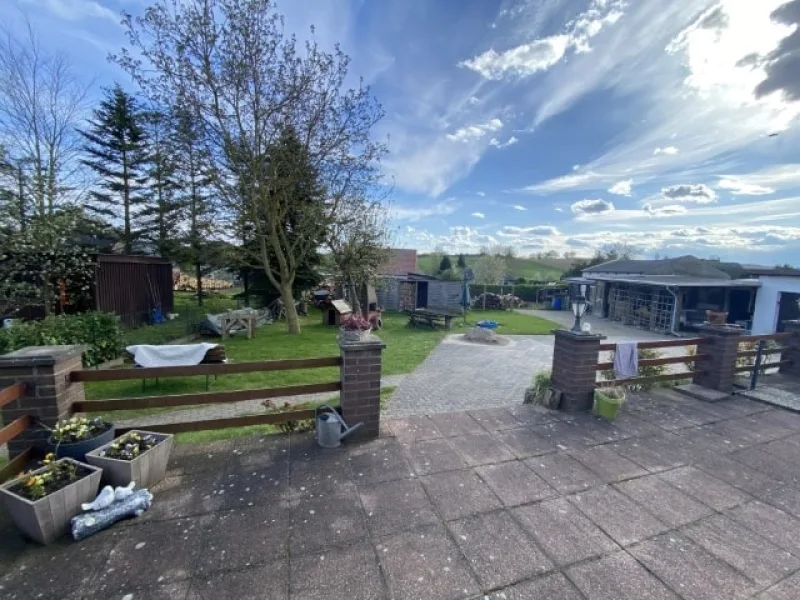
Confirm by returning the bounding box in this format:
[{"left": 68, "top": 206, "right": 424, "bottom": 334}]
[{"left": 4, "top": 388, "right": 800, "bottom": 599}]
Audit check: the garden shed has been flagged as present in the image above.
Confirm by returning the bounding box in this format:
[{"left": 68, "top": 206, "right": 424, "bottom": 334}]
[
  {"left": 92, "top": 254, "right": 174, "bottom": 327},
  {"left": 377, "top": 273, "right": 462, "bottom": 312}
]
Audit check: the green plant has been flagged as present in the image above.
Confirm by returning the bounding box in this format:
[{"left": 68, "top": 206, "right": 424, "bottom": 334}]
[
  {"left": 602, "top": 348, "right": 667, "bottom": 391},
  {"left": 102, "top": 431, "right": 159, "bottom": 460},
  {"left": 0, "top": 312, "right": 124, "bottom": 367},
  {"left": 49, "top": 416, "right": 111, "bottom": 444},
  {"left": 15, "top": 453, "right": 81, "bottom": 501},
  {"left": 525, "top": 370, "right": 552, "bottom": 405},
  {"left": 261, "top": 399, "right": 314, "bottom": 433}
]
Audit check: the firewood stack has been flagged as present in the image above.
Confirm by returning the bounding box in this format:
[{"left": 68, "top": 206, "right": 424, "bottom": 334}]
[{"left": 471, "top": 293, "right": 523, "bottom": 310}]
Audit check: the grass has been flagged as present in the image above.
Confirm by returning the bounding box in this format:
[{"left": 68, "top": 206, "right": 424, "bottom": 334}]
[
  {"left": 83, "top": 308, "right": 558, "bottom": 427},
  {"left": 417, "top": 253, "right": 564, "bottom": 281}
]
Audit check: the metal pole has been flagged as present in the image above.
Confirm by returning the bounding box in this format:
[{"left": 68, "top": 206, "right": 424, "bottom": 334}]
[{"left": 750, "top": 340, "right": 764, "bottom": 391}]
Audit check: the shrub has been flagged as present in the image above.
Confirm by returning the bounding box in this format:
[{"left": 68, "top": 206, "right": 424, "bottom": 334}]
[
  {"left": 525, "top": 370, "right": 552, "bottom": 404},
  {"left": 0, "top": 312, "right": 124, "bottom": 367}
]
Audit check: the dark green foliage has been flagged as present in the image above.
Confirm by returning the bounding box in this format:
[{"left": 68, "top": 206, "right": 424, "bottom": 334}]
[
  {"left": 80, "top": 84, "right": 149, "bottom": 254},
  {"left": 457, "top": 254, "right": 467, "bottom": 269},
  {"left": 439, "top": 255, "right": 452, "bottom": 272},
  {"left": 0, "top": 312, "right": 124, "bottom": 367}
]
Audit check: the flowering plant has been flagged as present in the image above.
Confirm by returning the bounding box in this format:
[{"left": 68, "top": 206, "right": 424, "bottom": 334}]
[
  {"left": 50, "top": 416, "right": 111, "bottom": 443},
  {"left": 17, "top": 453, "right": 80, "bottom": 500},
  {"left": 340, "top": 314, "right": 372, "bottom": 331},
  {"left": 102, "top": 431, "right": 159, "bottom": 461}
]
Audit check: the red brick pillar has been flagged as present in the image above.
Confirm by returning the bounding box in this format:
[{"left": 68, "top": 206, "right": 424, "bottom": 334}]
[
  {"left": 339, "top": 338, "right": 386, "bottom": 440},
  {"left": 551, "top": 330, "right": 605, "bottom": 412},
  {"left": 0, "top": 346, "right": 85, "bottom": 458},
  {"left": 781, "top": 320, "right": 800, "bottom": 378},
  {"left": 692, "top": 325, "right": 743, "bottom": 393}
]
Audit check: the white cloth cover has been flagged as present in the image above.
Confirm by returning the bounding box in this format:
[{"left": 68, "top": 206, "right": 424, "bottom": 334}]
[
  {"left": 126, "top": 343, "right": 219, "bottom": 368},
  {"left": 613, "top": 341, "right": 639, "bottom": 379}
]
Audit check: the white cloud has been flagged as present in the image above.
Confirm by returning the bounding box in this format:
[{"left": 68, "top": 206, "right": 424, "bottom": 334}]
[
  {"left": 499, "top": 225, "right": 560, "bottom": 236},
  {"left": 391, "top": 200, "right": 459, "bottom": 222},
  {"left": 472, "top": 212, "right": 486, "bottom": 219},
  {"left": 571, "top": 199, "right": 615, "bottom": 215},
  {"left": 718, "top": 178, "right": 775, "bottom": 195},
  {"left": 654, "top": 146, "right": 679, "bottom": 156},
  {"left": 24, "top": 0, "right": 120, "bottom": 24},
  {"left": 522, "top": 171, "right": 602, "bottom": 194},
  {"left": 476, "top": 191, "right": 487, "bottom": 197},
  {"left": 513, "top": 205, "right": 527, "bottom": 211},
  {"left": 608, "top": 179, "right": 633, "bottom": 196},
  {"left": 643, "top": 203, "right": 689, "bottom": 217},
  {"left": 446, "top": 118, "right": 504, "bottom": 143},
  {"left": 660, "top": 183, "right": 717, "bottom": 204},
  {"left": 489, "top": 136, "right": 519, "bottom": 148},
  {"left": 555, "top": 207, "right": 564, "bottom": 212},
  {"left": 460, "top": 0, "right": 625, "bottom": 80}
]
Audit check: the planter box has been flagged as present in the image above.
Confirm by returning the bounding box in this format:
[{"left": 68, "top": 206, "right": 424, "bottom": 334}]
[
  {"left": 0, "top": 459, "right": 102, "bottom": 544},
  {"left": 85, "top": 431, "right": 174, "bottom": 489},
  {"left": 49, "top": 425, "right": 116, "bottom": 462},
  {"left": 339, "top": 328, "right": 372, "bottom": 344}
]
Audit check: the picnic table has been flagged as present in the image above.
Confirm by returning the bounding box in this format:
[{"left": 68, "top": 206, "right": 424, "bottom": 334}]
[{"left": 408, "top": 308, "right": 461, "bottom": 330}]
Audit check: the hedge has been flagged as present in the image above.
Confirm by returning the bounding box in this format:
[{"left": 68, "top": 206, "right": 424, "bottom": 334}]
[
  {"left": 472, "top": 283, "right": 567, "bottom": 303},
  {"left": 0, "top": 312, "right": 124, "bottom": 367}
]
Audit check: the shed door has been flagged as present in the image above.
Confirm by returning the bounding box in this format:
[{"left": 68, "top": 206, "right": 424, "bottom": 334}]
[
  {"left": 416, "top": 282, "right": 428, "bottom": 309},
  {"left": 777, "top": 292, "right": 800, "bottom": 331}
]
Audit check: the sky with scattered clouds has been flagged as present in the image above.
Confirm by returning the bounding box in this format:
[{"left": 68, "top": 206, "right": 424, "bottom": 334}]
[{"left": 7, "top": 0, "right": 800, "bottom": 264}]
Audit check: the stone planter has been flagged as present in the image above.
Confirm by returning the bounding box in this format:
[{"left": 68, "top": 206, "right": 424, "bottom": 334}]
[
  {"left": 339, "top": 328, "right": 372, "bottom": 344},
  {"left": 48, "top": 424, "right": 116, "bottom": 462},
  {"left": 85, "top": 431, "right": 174, "bottom": 489},
  {"left": 0, "top": 458, "right": 102, "bottom": 544}
]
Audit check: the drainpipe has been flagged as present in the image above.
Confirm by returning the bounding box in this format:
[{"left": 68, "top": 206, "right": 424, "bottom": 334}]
[{"left": 666, "top": 286, "right": 679, "bottom": 336}]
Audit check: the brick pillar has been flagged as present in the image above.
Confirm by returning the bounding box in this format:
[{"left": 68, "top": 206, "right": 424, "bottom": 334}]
[
  {"left": 692, "top": 325, "right": 743, "bottom": 393},
  {"left": 339, "top": 339, "right": 386, "bottom": 440},
  {"left": 551, "top": 330, "right": 605, "bottom": 412},
  {"left": 0, "top": 345, "right": 85, "bottom": 458},
  {"left": 781, "top": 320, "right": 800, "bottom": 378}
]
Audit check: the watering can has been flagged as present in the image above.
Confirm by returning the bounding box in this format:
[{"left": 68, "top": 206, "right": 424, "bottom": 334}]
[{"left": 315, "top": 405, "right": 362, "bottom": 448}]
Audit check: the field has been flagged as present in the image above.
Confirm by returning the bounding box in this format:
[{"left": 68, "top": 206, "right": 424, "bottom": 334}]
[{"left": 417, "top": 254, "right": 568, "bottom": 281}]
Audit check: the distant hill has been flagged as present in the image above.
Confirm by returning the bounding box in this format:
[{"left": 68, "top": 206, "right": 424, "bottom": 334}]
[{"left": 417, "top": 254, "right": 569, "bottom": 281}]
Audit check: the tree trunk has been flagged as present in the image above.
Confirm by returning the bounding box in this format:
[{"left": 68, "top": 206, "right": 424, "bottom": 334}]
[
  {"left": 242, "top": 269, "right": 250, "bottom": 307},
  {"left": 280, "top": 282, "right": 301, "bottom": 334},
  {"left": 195, "top": 262, "right": 203, "bottom": 306}
]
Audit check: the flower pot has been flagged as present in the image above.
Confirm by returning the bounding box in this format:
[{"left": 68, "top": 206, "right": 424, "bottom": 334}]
[
  {"left": 593, "top": 390, "right": 626, "bottom": 421},
  {"left": 0, "top": 458, "right": 102, "bottom": 544},
  {"left": 339, "top": 327, "right": 372, "bottom": 343},
  {"left": 48, "top": 424, "right": 116, "bottom": 462},
  {"left": 85, "top": 431, "right": 174, "bottom": 489}
]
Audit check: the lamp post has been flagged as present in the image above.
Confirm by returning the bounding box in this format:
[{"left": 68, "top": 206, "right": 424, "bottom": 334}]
[{"left": 570, "top": 284, "right": 588, "bottom": 333}]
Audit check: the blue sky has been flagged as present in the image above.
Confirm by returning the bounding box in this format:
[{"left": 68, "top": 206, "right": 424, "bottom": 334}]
[{"left": 8, "top": 0, "right": 800, "bottom": 264}]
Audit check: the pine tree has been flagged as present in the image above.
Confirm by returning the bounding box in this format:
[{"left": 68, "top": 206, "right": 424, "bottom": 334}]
[
  {"left": 172, "top": 104, "right": 215, "bottom": 306},
  {"left": 80, "top": 85, "right": 149, "bottom": 254},
  {"left": 139, "top": 109, "right": 182, "bottom": 259},
  {"left": 457, "top": 254, "right": 467, "bottom": 269},
  {"left": 439, "top": 255, "right": 452, "bottom": 272}
]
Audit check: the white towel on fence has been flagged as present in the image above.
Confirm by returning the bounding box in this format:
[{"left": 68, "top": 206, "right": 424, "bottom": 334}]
[
  {"left": 126, "top": 343, "right": 219, "bottom": 368},
  {"left": 613, "top": 341, "right": 638, "bottom": 379}
]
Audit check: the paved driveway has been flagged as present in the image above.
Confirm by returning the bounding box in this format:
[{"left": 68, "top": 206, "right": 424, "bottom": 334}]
[{"left": 385, "top": 312, "right": 690, "bottom": 417}]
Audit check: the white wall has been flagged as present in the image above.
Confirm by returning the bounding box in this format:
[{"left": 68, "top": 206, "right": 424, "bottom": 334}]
[{"left": 752, "top": 276, "right": 800, "bottom": 334}]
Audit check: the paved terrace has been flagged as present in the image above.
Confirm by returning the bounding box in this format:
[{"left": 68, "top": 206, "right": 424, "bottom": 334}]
[{"left": 4, "top": 389, "right": 800, "bottom": 599}]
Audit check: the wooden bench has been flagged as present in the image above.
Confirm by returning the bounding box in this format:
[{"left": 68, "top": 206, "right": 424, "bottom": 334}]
[{"left": 408, "top": 309, "right": 455, "bottom": 330}]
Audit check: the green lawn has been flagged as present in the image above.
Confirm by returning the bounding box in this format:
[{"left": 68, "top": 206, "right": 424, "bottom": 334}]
[{"left": 84, "top": 308, "right": 558, "bottom": 424}]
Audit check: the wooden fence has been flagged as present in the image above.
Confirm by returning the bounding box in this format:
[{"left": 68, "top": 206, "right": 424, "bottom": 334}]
[
  {"left": 69, "top": 356, "right": 343, "bottom": 435},
  {"left": 594, "top": 337, "right": 707, "bottom": 389},
  {"left": 0, "top": 382, "right": 33, "bottom": 483},
  {"left": 733, "top": 333, "right": 793, "bottom": 379}
]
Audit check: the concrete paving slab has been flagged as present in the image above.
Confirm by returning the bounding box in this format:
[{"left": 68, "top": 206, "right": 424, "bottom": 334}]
[
  {"left": 348, "top": 438, "right": 414, "bottom": 485},
  {"left": 475, "top": 460, "right": 557, "bottom": 507},
  {"left": 376, "top": 523, "right": 480, "bottom": 600},
  {"left": 289, "top": 541, "right": 383, "bottom": 600},
  {"left": 566, "top": 550, "right": 679, "bottom": 600},
  {"left": 513, "top": 498, "right": 619, "bottom": 566},
  {"left": 420, "top": 469, "right": 502, "bottom": 521},
  {"left": 569, "top": 485, "right": 670, "bottom": 546},
  {"left": 630, "top": 532, "right": 756, "bottom": 600},
  {"left": 569, "top": 445, "right": 649, "bottom": 483},
  {"left": 524, "top": 451, "right": 602, "bottom": 494},
  {"left": 468, "top": 407, "right": 527, "bottom": 431},
  {"left": 682, "top": 514, "right": 800, "bottom": 588},
  {"left": 615, "top": 474, "right": 715, "bottom": 527},
  {"left": 487, "top": 572, "right": 583, "bottom": 599},
  {"left": 447, "top": 432, "right": 516, "bottom": 466},
  {"left": 403, "top": 437, "right": 468, "bottom": 476},
  {"left": 358, "top": 478, "right": 439, "bottom": 538},
  {"left": 187, "top": 562, "right": 287, "bottom": 600},
  {"left": 726, "top": 500, "right": 800, "bottom": 555},
  {"left": 447, "top": 510, "right": 554, "bottom": 589},
  {"left": 494, "top": 427, "right": 558, "bottom": 458},
  {"left": 658, "top": 466, "right": 752, "bottom": 510},
  {"left": 675, "top": 383, "right": 732, "bottom": 403},
  {"left": 757, "top": 571, "right": 800, "bottom": 599},
  {"left": 430, "top": 411, "right": 486, "bottom": 438}
]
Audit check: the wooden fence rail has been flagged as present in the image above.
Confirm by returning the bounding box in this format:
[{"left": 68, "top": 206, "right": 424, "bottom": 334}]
[
  {"left": 0, "top": 382, "right": 33, "bottom": 484},
  {"left": 598, "top": 337, "right": 706, "bottom": 352}
]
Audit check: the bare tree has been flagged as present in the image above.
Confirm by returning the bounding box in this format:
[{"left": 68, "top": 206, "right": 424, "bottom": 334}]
[
  {"left": 0, "top": 21, "right": 91, "bottom": 216},
  {"left": 114, "top": 0, "right": 386, "bottom": 334}
]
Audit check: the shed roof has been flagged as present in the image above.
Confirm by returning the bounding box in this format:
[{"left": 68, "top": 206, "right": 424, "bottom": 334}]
[
  {"left": 584, "top": 255, "right": 800, "bottom": 280},
  {"left": 584, "top": 274, "right": 761, "bottom": 288}
]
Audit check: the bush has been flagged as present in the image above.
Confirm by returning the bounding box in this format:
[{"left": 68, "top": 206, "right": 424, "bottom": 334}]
[
  {"left": 524, "top": 370, "right": 552, "bottom": 404},
  {"left": 0, "top": 312, "right": 124, "bottom": 367}
]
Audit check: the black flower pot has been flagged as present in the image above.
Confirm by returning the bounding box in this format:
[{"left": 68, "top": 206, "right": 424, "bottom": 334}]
[{"left": 48, "top": 425, "right": 116, "bottom": 462}]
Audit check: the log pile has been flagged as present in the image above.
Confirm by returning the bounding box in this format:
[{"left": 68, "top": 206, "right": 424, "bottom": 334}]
[
  {"left": 471, "top": 293, "right": 522, "bottom": 310},
  {"left": 173, "top": 271, "right": 233, "bottom": 291}
]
